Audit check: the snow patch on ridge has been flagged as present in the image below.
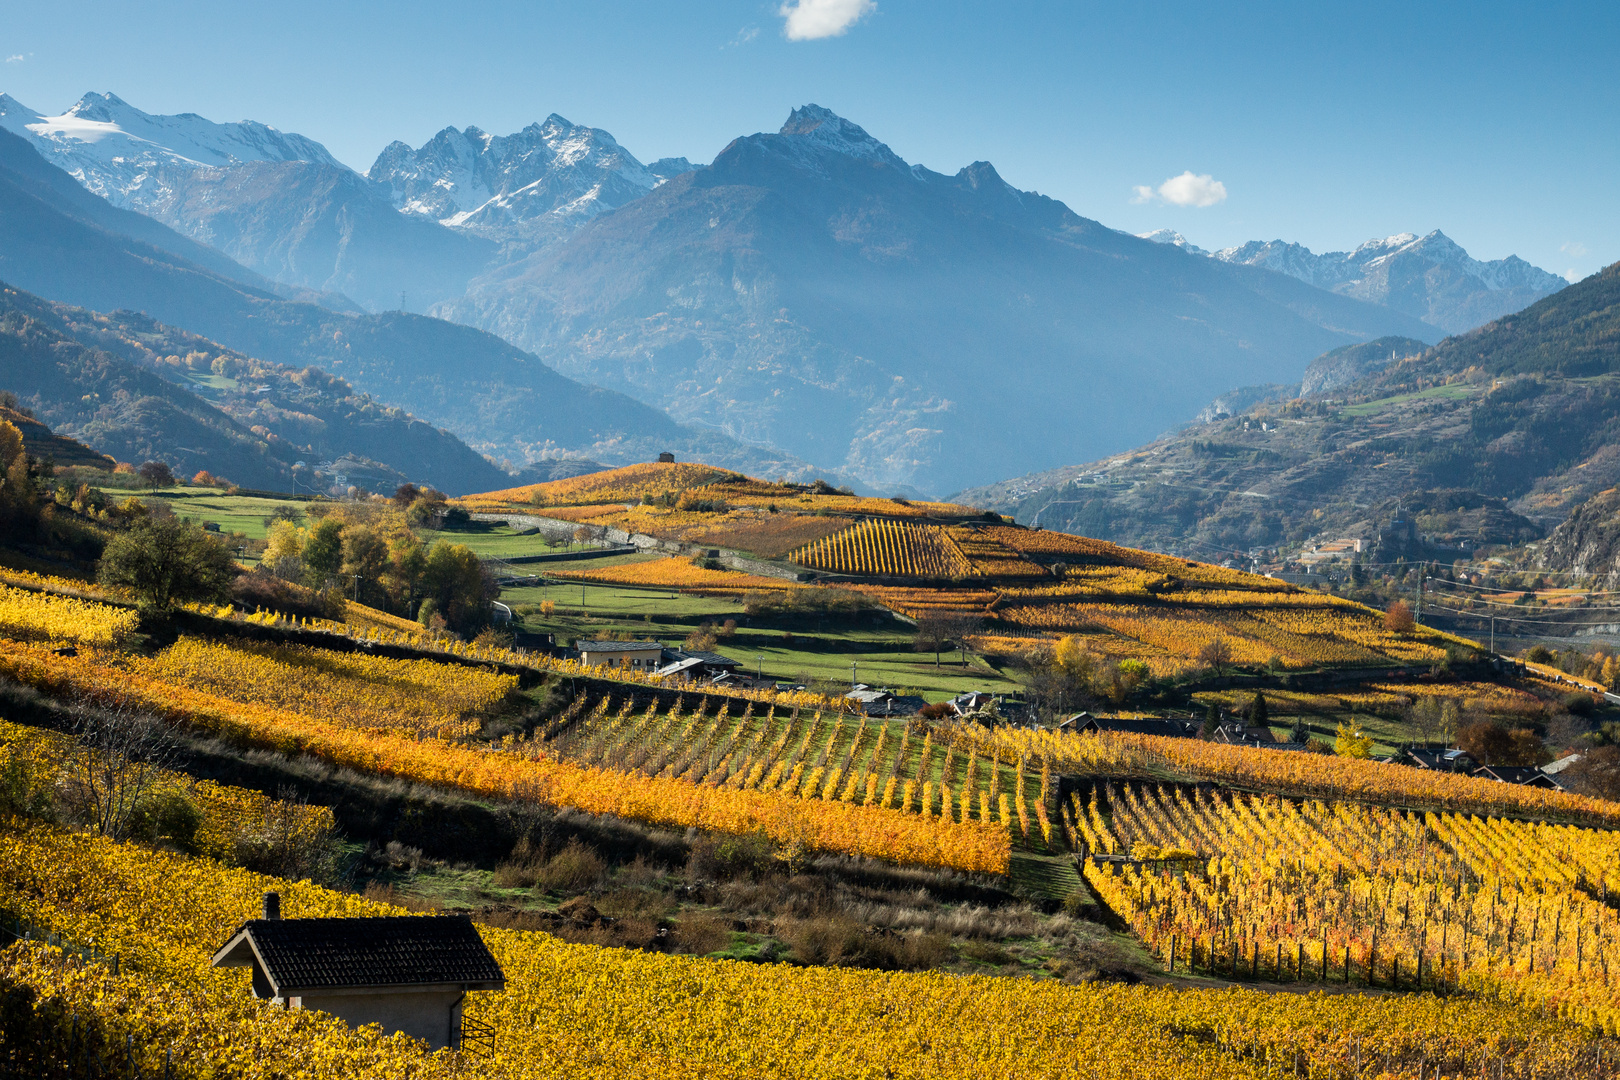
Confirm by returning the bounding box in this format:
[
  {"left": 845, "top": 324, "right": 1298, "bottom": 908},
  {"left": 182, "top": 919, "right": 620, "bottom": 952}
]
[{"left": 0, "top": 91, "right": 343, "bottom": 207}]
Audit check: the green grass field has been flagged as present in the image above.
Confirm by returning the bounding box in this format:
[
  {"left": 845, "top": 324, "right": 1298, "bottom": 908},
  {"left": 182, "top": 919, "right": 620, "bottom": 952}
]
[
  {"left": 420, "top": 521, "right": 617, "bottom": 560},
  {"left": 103, "top": 487, "right": 311, "bottom": 541},
  {"left": 501, "top": 574, "right": 1022, "bottom": 702},
  {"left": 1338, "top": 383, "right": 1478, "bottom": 418}
]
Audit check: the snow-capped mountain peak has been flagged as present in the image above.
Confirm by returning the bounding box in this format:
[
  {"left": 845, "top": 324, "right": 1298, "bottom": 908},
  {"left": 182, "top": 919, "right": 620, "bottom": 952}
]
[
  {"left": 368, "top": 114, "right": 662, "bottom": 235},
  {"left": 1138, "top": 229, "right": 1210, "bottom": 256},
  {"left": 1206, "top": 228, "right": 1566, "bottom": 334},
  {"left": 0, "top": 91, "right": 342, "bottom": 205}
]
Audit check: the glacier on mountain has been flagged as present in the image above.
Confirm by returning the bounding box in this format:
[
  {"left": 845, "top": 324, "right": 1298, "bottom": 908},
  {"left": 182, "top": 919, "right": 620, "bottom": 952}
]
[{"left": 0, "top": 92, "right": 341, "bottom": 207}]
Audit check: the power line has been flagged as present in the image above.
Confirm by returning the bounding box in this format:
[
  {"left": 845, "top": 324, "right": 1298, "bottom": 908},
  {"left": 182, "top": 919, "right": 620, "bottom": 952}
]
[{"left": 1423, "top": 602, "right": 1620, "bottom": 629}]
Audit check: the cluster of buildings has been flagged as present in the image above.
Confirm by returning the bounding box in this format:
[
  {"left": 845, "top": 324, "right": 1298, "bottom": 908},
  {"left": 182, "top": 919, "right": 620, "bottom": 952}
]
[
  {"left": 1068, "top": 713, "right": 1575, "bottom": 790},
  {"left": 571, "top": 640, "right": 1014, "bottom": 718}
]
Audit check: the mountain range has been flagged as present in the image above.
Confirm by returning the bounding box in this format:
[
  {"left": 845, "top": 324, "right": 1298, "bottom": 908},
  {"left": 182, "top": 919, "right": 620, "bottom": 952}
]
[
  {"left": 954, "top": 261, "right": 1620, "bottom": 557},
  {"left": 0, "top": 121, "right": 814, "bottom": 488},
  {"left": 1140, "top": 229, "right": 1566, "bottom": 335},
  {"left": 0, "top": 91, "right": 1573, "bottom": 497},
  {"left": 439, "top": 106, "right": 1441, "bottom": 493}
]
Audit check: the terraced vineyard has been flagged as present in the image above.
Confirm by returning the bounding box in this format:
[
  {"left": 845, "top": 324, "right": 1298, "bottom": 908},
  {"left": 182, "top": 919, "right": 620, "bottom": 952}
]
[
  {"left": 542, "top": 692, "right": 1056, "bottom": 846},
  {"left": 789, "top": 519, "right": 976, "bottom": 579}
]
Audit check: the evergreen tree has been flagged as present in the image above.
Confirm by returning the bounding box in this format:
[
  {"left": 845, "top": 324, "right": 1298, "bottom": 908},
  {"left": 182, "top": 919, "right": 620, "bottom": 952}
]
[
  {"left": 1201, "top": 701, "right": 1220, "bottom": 739},
  {"left": 1250, "top": 691, "right": 1269, "bottom": 728}
]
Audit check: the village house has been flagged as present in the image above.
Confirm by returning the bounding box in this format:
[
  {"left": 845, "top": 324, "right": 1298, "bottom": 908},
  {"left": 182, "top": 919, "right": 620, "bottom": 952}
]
[
  {"left": 576, "top": 639, "right": 664, "bottom": 671},
  {"left": 211, "top": 894, "right": 505, "bottom": 1050}
]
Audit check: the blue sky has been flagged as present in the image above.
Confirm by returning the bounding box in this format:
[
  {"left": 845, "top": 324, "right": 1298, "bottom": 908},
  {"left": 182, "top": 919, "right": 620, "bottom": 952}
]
[{"left": 4, "top": 0, "right": 1615, "bottom": 279}]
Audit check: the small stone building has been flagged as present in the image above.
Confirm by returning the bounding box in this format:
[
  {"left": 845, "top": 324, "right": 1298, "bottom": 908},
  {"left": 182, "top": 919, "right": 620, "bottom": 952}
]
[{"left": 211, "top": 894, "right": 505, "bottom": 1050}]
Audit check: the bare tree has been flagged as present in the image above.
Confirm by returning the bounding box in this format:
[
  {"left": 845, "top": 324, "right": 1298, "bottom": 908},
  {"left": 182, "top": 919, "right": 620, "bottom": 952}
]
[
  {"left": 1197, "top": 637, "right": 1233, "bottom": 676},
  {"left": 58, "top": 702, "right": 178, "bottom": 840},
  {"left": 936, "top": 612, "right": 983, "bottom": 668},
  {"left": 913, "top": 614, "right": 949, "bottom": 667}
]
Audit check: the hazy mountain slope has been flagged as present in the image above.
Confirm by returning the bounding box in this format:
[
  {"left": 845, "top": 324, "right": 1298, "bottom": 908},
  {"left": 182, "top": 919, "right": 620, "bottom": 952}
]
[
  {"left": 1301, "top": 336, "right": 1430, "bottom": 395},
  {"left": 441, "top": 105, "right": 1435, "bottom": 495},
  {"left": 0, "top": 284, "right": 299, "bottom": 488},
  {"left": 135, "top": 159, "right": 499, "bottom": 312},
  {"left": 0, "top": 130, "right": 820, "bottom": 481},
  {"left": 36, "top": 300, "right": 514, "bottom": 494},
  {"left": 0, "top": 402, "right": 114, "bottom": 472},
  {"left": 0, "top": 282, "right": 521, "bottom": 492},
  {"left": 1143, "top": 229, "right": 1567, "bottom": 335},
  {"left": 0, "top": 121, "right": 351, "bottom": 309},
  {"left": 956, "top": 264, "right": 1620, "bottom": 553}
]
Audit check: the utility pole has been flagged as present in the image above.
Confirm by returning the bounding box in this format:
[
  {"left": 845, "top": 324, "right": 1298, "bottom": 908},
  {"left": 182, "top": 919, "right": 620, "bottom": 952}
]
[
  {"left": 351, "top": 573, "right": 361, "bottom": 601},
  {"left": 851, "top": 661, "right": 858, "bottom": 688},
  {"left": 756, "top": 655, "right": 764, "bottom": 682},
  {"left": 1490, "top": 615, "right": 1495, "bottom": 655},
  {"left": 1416, "top": 572, "right": 1424, "bottom": 627}
]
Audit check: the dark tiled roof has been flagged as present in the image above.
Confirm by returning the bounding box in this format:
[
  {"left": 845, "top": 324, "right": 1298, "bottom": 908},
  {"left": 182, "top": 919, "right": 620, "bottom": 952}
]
[
  {"left": 1081, "top": 717, "right": 1197, "bottom": 738},
  {"left": 214, "top": 915, "right": 504, "bottom": 993},
  {"left": 1475, "top": 765, "right": 1564, "bottom": 789},
  {"left": 678, "top": 651, "right": 740, "bottom": 666}
]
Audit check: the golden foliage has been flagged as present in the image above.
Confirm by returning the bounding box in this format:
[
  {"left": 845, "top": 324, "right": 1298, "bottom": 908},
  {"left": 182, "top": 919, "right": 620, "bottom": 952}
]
[
  {"left": 0, "top": 640, "right": 1005, "bottom": 873},
  {"left": 0, "top": 821, "right": 1610, "bottom": 1077},
  {"left": 142, "top": 636, "right": 517, "bottom": 738},
  {"left": 462, "top": 462, "right": 731, "bottom": 508},
  {"left": 0, "top": 584, "right": 140, "bottom": 647},
  {"left": 551, "top": 556, "right": 797, "bottom": 593}
]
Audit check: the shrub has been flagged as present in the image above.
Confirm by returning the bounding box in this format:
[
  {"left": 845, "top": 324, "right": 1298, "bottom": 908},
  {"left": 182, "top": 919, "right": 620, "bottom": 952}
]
[
  {"left": 534, "top": 839, "right": 606, "bottom": 893},
  {"left": 672, "top": 913, "right": 733, "bottom": 956}
]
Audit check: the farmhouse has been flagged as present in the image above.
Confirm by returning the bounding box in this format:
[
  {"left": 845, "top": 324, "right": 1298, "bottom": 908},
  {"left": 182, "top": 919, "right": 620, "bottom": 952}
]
[
  {"left": 211, "top": 894, "right": 505, "bottom": 1050},
  {"left": 577, "top": 639, "right": 664, "bottom": 670}
]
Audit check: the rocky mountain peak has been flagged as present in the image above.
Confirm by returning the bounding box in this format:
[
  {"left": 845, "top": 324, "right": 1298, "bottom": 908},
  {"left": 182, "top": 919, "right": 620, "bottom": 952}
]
[
  {"left": 776, "top": 104, "right": 907, "bottom": 169},
  {"left": 367, "top": 114, "right": 660, "bottom": 238}
]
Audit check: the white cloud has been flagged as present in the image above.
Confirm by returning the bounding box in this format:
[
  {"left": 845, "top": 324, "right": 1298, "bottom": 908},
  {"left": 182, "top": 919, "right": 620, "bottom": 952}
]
[
  {"left": 3, "top": 55, "right": 24, "bottom": 64},
  {"left": 1566, "top": 268, "right": 1582, "bottom": 283},
  {"left": 1157, "top": 171, "right": 1227, "bottom": 207},
  {"left": 1561, "top": 241, "right": 1588, "bottom": 258},
  {"left": 723, "top": 26, "right": 760, "bottom": 49},
  {"left": 1132, "top": 171, "right": 1227, "bottom": 208},
  {"left": 779, "top": 0, "right": 876, "bottom": 41}
]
